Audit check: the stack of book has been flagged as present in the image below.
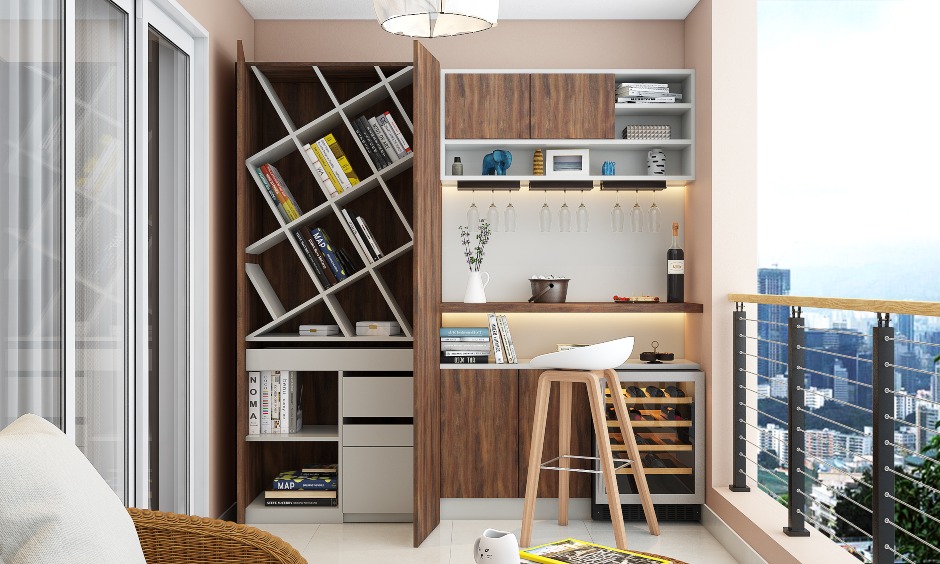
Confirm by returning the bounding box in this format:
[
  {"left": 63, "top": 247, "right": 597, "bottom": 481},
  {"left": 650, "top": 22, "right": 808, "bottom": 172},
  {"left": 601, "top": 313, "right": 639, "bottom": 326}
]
[
  {"left": 616, "top": 82, "right": 683, "bottom": 104},
  {"left": 294, "top": 226, "right": 363, "bottom": 289},
  {"left": 265, "top": 464, "right": 338, "bottom": 507},
  {"left": 350, "top": 111, "right": 412, "bottom": 171},
  {"left": 340, "top": 209, "right": 384, "bottom": 263},
  {"left": 440, "top": 314, "right": 518, "bottom": 365},
  {"left": 303, "top": 132, "right": 360, "bottom": 198},
  {"left": 247, "top": 371, "right": 303, "bottom": 435},
  {"left": 256, "top": 163, "right": 303, "bottom": 223}
]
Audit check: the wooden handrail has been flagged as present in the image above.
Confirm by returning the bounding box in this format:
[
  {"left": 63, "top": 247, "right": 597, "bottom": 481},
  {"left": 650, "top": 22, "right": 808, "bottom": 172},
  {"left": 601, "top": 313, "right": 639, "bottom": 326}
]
[{"left": 727, "top": 293, "right": 940, "bottom": 317}]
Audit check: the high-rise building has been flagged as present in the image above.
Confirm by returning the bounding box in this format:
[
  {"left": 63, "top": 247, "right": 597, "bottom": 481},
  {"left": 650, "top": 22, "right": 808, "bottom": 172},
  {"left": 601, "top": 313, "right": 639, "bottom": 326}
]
[
  {"left": 833, "top": 360, "right": 850, "bottom": 402},
  {"left": 757, "top": 267, "right": 791, "bottom": 378},
  {"left": 915, "top": 406, "right": 939, "bottom": 452}
]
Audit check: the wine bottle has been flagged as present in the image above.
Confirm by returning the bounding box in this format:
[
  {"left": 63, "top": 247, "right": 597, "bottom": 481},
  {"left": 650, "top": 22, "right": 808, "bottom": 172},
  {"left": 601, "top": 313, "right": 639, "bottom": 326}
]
[{"left": 667, "top": 222, "right": 684, "bottom": 303}]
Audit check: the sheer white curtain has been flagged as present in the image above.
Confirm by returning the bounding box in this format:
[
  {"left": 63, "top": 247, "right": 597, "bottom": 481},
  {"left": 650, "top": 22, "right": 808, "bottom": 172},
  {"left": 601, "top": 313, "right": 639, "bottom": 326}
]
[{"left": 0, "top": 0, "right": 65, "bottom": 429}]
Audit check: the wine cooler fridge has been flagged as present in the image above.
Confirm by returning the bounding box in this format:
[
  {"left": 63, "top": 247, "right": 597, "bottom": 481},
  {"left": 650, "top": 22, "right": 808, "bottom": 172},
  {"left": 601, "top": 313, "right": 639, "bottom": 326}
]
[{"left": 592, "top": 364, "right": 704, "bottom": 521}]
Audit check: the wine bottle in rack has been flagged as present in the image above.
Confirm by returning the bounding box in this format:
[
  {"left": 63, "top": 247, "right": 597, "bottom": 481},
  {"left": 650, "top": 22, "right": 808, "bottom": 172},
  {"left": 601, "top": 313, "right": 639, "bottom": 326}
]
[{"left": 667, "top": 221, "right": 684, "bottom": 303}]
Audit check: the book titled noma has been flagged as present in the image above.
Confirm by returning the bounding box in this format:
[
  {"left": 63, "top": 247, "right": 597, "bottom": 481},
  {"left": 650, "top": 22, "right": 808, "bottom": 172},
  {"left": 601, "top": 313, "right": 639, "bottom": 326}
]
[{"left": 520, "top": 538, "right": 672, "bottom": 564}]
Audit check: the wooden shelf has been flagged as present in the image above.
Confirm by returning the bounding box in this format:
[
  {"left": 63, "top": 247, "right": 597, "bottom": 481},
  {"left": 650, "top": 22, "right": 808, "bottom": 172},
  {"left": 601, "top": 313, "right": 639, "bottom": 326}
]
[
  {"left": 616, "top": 467, "right": 693, "bottom": 475},
  {"left": 244, "top": 425, "right": 339, "bottom": 442},
  {"left": 607, "top": 419, "right": 691, "bottom": 428},
  {"left": 606, "top": 396, "right": 694, "bottom": 405},
  {"left": 440, "top": 302, "right": 703, "bottom": 314}
]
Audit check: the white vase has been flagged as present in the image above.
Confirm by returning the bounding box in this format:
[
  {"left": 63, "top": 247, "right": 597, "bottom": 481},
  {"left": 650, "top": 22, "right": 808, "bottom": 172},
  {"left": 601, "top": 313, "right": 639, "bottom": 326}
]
[
  {"left": 463, "top": 271, "right": 490, "bottom": 303},
  {"left": 474, "top": 529, "right": 519, "bottom": 564},
  {"left": 647, "top": 148, "right": 666, "bottom": 175}
]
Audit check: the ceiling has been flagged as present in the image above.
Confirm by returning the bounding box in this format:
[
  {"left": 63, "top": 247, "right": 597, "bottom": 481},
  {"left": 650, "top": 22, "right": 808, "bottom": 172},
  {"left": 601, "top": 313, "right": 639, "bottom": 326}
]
[{"left": 238, "top": 0, "right": 702, "bottom": 21}]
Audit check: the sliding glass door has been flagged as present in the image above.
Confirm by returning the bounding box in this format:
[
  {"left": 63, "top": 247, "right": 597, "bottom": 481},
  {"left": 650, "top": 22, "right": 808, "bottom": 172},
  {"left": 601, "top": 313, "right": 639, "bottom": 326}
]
[{"left": 0, "top": 0, "right": 65, "bottom": 431}]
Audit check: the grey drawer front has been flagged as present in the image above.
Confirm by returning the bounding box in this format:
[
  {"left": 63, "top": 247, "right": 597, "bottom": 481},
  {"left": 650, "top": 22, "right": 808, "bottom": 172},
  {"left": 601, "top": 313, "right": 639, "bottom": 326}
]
[
  {"left": 343, "top": 424, "right": 414, "bottom": 447},
  {"left": 343, "top": 447, "right": 413, "bottom": 514},
  {"left": 342, "top": 376, "right": 413, "bottom": 418}
]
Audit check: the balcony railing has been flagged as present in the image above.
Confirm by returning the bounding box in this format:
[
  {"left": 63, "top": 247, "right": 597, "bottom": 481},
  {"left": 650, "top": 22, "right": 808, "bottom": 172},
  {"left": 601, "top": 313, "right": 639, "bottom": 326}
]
[{"left": 727, "top": 294, "right": 940, "bottom": 563}]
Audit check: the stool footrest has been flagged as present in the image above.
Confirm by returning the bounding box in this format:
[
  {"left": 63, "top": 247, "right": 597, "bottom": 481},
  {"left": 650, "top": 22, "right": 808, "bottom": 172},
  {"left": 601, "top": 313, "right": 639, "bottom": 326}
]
[{"left": 539, "top": 454, "right": 632, "bottom": 474}]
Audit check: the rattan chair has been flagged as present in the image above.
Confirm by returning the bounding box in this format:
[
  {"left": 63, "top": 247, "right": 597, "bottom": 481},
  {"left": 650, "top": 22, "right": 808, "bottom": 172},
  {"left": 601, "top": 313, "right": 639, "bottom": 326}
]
[{"left": 128, "top": 508, "right": 307, "bottom": 564}]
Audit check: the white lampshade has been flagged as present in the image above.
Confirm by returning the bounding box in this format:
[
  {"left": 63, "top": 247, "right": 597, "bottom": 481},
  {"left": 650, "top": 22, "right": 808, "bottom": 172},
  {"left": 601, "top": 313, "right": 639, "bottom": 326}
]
[{"left": 375, "top": 0, "right": 498, "bottom": 37}]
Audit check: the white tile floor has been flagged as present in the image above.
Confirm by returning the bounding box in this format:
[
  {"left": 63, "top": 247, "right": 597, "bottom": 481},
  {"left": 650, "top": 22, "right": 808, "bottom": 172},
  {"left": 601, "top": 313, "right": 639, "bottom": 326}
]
[{"left": 254, "top": 519, "right": 741, "bottom": 563}]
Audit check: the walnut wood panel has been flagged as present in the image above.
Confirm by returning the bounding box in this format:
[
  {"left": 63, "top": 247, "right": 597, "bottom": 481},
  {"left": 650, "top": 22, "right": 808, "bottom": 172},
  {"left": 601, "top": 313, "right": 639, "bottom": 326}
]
[
  {"left": 728, "top": 293, "right": 940, "bottom": 317},
  {"left": 440, "top": 370, "right": 520, "bottom": 498},
  {"left": 529, "top": 74, "right": 615, "bottom": 139},
  {"left": 518, "top": 369, "right": 593, "bottom": 498},
  {"left": 440, "top": 302, "right": 704, "bottom": 314},
  {"left": 444, "top": 73, "right": 530, "bottom": 139},
  {"left": 235, "top": 40, "right": 250, "bottom": 524},
  {"left": 412, "top": 41, "right": 442, "bottom": 547}
]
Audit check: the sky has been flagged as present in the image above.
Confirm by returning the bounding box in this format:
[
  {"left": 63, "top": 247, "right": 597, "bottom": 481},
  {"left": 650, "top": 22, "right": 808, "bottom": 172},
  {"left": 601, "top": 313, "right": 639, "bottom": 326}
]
[{"left": 758, "top": 0, "right": 940, "bottom": 299}]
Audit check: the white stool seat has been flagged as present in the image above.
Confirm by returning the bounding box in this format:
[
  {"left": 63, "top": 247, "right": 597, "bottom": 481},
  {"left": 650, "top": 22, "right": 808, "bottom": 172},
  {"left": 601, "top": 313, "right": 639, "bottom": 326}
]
[{"left": 528, "top": 337, "right": 634, "bottom": 371}]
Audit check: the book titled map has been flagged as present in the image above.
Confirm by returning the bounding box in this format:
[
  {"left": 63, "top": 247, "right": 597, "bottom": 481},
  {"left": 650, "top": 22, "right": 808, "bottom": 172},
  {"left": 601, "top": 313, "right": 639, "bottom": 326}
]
[{"left": 520, "top": 538, "right": 672, "bottom": 564}]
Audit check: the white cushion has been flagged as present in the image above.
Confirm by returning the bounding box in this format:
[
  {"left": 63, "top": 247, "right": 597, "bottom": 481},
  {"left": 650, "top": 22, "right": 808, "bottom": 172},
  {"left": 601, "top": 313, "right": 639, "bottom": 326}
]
[
  {"left": 528, "top": 337, "right": 635, "bottom": 370},
  {"left": 0, "top": 414, "right": 146, "bottom": 564}
]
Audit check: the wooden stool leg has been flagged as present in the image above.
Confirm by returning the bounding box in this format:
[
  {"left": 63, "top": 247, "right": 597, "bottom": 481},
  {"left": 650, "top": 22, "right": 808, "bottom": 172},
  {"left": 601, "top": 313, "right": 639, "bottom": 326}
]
[
  {"left": 605, "top": 369, "right": 660, "bottom": 536},
  {"left": 521, "top": 377, "right": 553, "bottom": 547},
  {"left": 557, "top": 380, "right": 572, "bottom": 526},
  {"left": 585, "top": 374, "right": 628, "bottom": 550}
]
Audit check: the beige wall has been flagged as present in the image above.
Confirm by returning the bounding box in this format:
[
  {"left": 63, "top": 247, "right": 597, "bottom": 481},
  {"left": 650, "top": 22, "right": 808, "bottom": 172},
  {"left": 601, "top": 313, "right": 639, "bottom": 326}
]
[
  {"left": 175, "top": 0, "right": 254, "bottom": 519},
  {"left": 255, "top": 20, "right": 684, "bottom": 68}
]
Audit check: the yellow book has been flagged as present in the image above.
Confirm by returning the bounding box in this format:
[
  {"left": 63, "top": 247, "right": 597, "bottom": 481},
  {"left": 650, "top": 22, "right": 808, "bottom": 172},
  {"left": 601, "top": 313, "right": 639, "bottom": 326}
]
[
  {"left": 310, "top": 143, "right": 344, "bottom": 194},
  {"left": 324, "top": 133, "right": 360, "bottom": 186},
  {"left": 520, "top": 538, "right": 672, "bottom": 564}
]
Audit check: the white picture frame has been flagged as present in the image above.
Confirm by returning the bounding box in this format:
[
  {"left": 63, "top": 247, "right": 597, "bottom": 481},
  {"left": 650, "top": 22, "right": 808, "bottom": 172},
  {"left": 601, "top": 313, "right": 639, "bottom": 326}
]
[{"left": 545, "top": 149, "right": 590, "bottom": 177}]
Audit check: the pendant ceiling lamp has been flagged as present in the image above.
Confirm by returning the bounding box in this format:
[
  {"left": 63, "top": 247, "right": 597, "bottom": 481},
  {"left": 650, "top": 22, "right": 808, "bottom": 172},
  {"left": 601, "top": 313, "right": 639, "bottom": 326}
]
[{"left": 374, "top": 0, "right": 498, "bottom": 38}]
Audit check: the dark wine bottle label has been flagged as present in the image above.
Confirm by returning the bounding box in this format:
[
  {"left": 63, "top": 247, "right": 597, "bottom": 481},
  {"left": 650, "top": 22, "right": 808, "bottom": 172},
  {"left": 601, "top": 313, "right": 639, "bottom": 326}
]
[{"left": 667, "top": 260, "right": 685, "bottom": 275}]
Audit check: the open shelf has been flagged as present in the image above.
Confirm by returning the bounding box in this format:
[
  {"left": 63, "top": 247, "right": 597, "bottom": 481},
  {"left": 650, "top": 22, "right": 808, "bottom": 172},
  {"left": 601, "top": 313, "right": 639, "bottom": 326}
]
[
  {"left": 245, "top": 492, "right": 342, "bottom": 525},
  {"left": 440, "top": 302, "right": 703, "bottom": 314},
  {"left": 245, "top": 425, "right": 339, "bottom": 442}
]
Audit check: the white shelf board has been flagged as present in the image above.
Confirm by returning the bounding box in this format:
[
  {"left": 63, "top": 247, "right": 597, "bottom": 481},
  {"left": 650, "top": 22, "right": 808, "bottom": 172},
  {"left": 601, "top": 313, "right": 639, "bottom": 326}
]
[
  {"left": 442, "top": 139, "right": 691, "bottom": 151},
  {"left": 245, "top": 492, "right": 342, "bottom": 525},
  {"left": 247, "top": 333, "right": 413, "bottom": 342},
  {"left": 332, "top": 173, "right": 383, "bottom": 206},
  {"left": 285, "top": 199, "right": 335, "bottom": 229},
  {"left": 246, "top": 228, "right": 288, "bottom": 255},
  {"left": 439, "top": 359, "right": 701, "bottom": 370},
  {"left": 614, "top": 103, "right": 692, "bottom": 116},
  {"left": 245, "top": 264, "right": 287, "bottom": 319},
  {"left": 441, "top": 175, "right": 692, "bottom": 185},
  {"left": 246, "top": 347, "right": 413, "bottom": 372},
  {"left": 245, "top": 425, "right": 339, "bottom": 442}
]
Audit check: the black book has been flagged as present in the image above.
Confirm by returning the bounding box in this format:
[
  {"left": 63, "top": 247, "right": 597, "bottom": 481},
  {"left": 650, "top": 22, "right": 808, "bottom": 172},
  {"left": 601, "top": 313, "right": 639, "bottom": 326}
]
[
  {"left": 352, "top": 116, "right": 385, "bottom": 170},
  {"left": 360, "top": 116, "right": 392, "bottom": 169},
  {"left": 294, "top": 230, "right": 330, "bottom": 288},
  {"left": 336, "top": 247, "right": 363, "bottom": 274},
  {"left": 264, "top": 497, "right": 338, "bottom": 507},
  {"left": 440, "top": 354, "right": 490, "bottom": 364}
]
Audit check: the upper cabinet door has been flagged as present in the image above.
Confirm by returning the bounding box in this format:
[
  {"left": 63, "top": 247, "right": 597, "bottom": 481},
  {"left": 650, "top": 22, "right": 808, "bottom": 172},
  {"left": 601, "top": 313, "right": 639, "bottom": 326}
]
[
  {"left": 444, "top": 73, "right": 530, "bottom": 139},
  {"left": 530, "top": 73, "right": 615, "bottom": 139}
]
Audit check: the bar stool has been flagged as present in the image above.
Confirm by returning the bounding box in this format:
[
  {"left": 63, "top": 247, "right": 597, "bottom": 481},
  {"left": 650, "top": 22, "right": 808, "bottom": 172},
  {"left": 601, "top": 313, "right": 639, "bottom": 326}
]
[{"left": 520, "top": 337, "right": 660, "bottom": 550}]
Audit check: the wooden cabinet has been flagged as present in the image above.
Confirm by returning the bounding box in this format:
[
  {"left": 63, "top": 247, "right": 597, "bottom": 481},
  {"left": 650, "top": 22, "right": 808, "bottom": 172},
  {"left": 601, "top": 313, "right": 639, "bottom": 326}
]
[
  {"left": 529, "top": 73, "right": 614, "bottom": 139},
  {"left": 440, "top": 369, "right": 519, "bottom": 498},
  {"left": 444, "top": 73, "right": 530, "bottom": 139},
  {"left": 518, "top": 369, "right": 594, "bottom": 498}
]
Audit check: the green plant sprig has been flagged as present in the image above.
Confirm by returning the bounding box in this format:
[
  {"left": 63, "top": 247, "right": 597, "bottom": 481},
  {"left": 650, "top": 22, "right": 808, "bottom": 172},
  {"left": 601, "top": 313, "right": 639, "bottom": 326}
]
[{"left": 459, "top": 220, "right": 491, "bottom": 272}]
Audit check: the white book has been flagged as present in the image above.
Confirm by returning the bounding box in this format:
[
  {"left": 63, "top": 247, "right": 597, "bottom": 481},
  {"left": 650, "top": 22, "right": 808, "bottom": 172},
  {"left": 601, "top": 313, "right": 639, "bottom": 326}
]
[
  {"left": 440, "top": 342, "right": 491, "bottom": 352},
  {"left": 377, "top": 113, "right": 406, "bottom": 159},
  {"left": 260, "top": 371, "right": 272, "bottom": 434},
  {"left": 383, "top": 111, "right": 412, "bottom": 156},
  {"left": 368, "top": 116, "right": 399, "bottom": 164},
  {"left": 315, "top": 137, "right": 353, "bottom": 192},
  {"left": 356, "top": 216, "right": 384, "bottom": 258},
  {"left": 341, "top": 208, "right": 374, "bottom": 263},
  {"left": 248, "top": 371, "right": 261, "bottom": 435},
  {"left": 271, "top": 371, "right": 282, "bottom": 433},
  {"left": 498, "top": 315, "right": 518, "bottom": 364},
  {"left": 488, "top": 313, "right": 505, "bottom": 364},
  {"left": 440, "top": 336, "right": 490, "bottom": 342},
  {"left": 617, "top": 82, "right": 669, "bottom": 90},
  {"left": 289, "top": 372, "right": 301, "bottom": 433},
  {"left": 303, "top": 144, "right": 338, "bottom": 197},
  {"left": 443, "top": 350, "right": 491, "bottom": 357},
  {"left": 280, "top": 371, "right": 290, "bottom": 434}
]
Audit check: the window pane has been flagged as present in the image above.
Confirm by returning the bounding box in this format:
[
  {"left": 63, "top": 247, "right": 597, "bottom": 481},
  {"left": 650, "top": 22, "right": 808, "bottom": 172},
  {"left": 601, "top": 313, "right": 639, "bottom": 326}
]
[
  {"left": 0, "top": 1, "right": 64, "bottom": 429},
  {"left": 75, "top": 0, "right": 127, "bottom": 501}
]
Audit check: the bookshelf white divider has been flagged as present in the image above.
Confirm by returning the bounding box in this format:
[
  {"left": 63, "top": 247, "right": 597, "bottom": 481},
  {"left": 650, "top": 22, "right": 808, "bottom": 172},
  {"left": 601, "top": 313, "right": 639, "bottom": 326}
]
[{"left": 243, "top": 65, "right": 415, "bottom": 341}]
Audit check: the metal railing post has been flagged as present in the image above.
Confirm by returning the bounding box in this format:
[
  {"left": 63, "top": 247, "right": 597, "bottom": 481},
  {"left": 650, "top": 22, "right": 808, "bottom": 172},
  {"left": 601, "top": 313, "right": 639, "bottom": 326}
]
[
  {"left": 785, "top": 307, "right": 810, "bottom": 536},
  {"left": 730, "top": 303, "right": 751, "bottom": 492},
  {"left": 872, "top": 314, "right": 895, "bottom": 564}
]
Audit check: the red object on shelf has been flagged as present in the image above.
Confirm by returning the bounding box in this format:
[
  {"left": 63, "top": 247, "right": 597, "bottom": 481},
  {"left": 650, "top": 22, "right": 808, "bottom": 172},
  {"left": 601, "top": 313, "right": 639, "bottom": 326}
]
[{"left": 613, "top": 295, "right": 661, "bottom": 303}]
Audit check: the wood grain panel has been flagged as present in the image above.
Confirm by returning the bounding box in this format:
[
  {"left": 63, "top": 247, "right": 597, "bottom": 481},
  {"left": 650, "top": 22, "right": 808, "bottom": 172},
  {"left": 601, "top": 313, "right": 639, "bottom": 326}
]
[
  {"left": 444, "top": 73, "right": 530, "bottom": 139},
  {"left": 412, "top": 41, "right": 442, "bottom": 548},
  {"left": 440, "top": 302, "right": 704, "bottom": 314},
  {"left": 530, "top": 74, "right": 615, "bottom": 139},
  {"left": 518, "top": 369, "right": 593, "bottom": 498},
  {"left": 727, "top": 294, "right": 940, "bottom": 317},
  {"left": 441, "top": 370, "right": 520, "bottom": 498},
  {"left": 235, "top": 40, "right": 250, "bottom": 524}
]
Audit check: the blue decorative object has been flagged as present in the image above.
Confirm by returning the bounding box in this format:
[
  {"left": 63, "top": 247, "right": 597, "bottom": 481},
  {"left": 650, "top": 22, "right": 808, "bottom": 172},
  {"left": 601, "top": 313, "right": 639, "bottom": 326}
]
[
  {"left": 482, "top": 150, "right": 513, "bottom": 175},
  {"left": 602, "top": 161, "right": 616, "bottom": 175}
]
